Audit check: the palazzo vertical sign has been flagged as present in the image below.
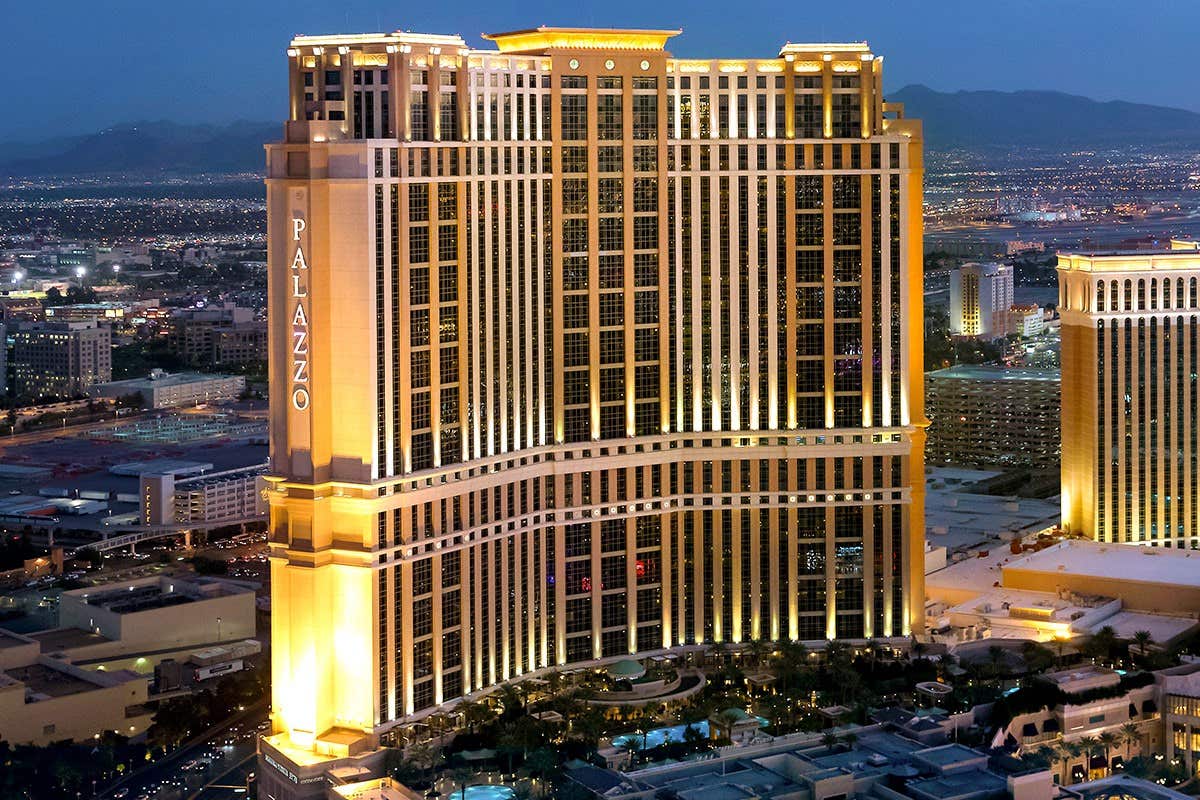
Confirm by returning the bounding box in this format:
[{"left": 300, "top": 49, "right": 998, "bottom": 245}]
[{"left": 289, "top": 216, "right": 311, "bottom": 412}]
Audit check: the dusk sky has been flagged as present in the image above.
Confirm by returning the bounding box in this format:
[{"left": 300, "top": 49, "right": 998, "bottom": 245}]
[{"left": 9, "top": 0, "right": 1198, "bottom": 141}]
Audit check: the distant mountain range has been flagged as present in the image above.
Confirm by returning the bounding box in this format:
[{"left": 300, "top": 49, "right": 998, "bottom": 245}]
[
  {"left": 0, "top": 121, "right": 278, "bottom": 177},
  {"left": 0, "top": 87, "right": 1197, "bottom": 176},
  {"left": 889, "top": 85, "right": 1200, "bottom": 149}
]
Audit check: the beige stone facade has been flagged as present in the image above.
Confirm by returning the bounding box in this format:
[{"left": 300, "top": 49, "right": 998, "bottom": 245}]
[{"left": 262, "top": 25, "right": 925, "bottom": 794}]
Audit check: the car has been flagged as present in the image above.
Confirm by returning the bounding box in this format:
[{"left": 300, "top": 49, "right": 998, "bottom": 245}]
[{"left": 113, "top": 789, "right": 129, "bottom": 799}]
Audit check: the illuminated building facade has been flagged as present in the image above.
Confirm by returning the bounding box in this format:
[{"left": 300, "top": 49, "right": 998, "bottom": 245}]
[
  {"left": 1059, "top": 250, "right": 1200, "bottom": 545},
  {"left": 11, "top": 321, "right": 110, "bottom": 400},
  {"left": 261, "top": 26, "right": 924, "bottom": 795},
  {"left": 949, "top": 262, "right": 1012, "bottom": 339}
]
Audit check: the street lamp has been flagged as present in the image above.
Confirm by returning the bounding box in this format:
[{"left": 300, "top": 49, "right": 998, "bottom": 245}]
[{"left": 11, "top": 270, "right": 22, "bottom": 284}]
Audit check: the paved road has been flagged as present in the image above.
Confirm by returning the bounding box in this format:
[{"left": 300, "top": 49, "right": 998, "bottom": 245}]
[
  {"left": 188, "top": 752, "right": 258, "bottom": 800},
  {"left": 97, "top": 704, "right": 267, "bottom": 800}
]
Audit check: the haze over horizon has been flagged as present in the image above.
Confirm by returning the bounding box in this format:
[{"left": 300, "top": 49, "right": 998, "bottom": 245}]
[{"left": 9, "top": 0, "right": 1200, "bottom": 140}]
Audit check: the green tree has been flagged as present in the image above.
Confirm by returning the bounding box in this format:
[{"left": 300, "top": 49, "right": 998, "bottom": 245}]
[
  {"left": 1120, "top": 722, "right": 1140, "bottom": 760},
  {"left": 987, "top": 645, "right": 1007, "bottom": 685},
  {"left": 525, "top": 748, "right": 558, "bottom": 798},
  {"left": 1078, "top": 736, "right": 1099, "bottom": 779},
  {"left": 1131, "top": 631, "right": 1154, "bottom": 661},
  {"left": 1098, "top": 731, "right": 1119, "bottom": 775},
  {"left": 452, "top": 765, "right": 474, "bottom": 800}
]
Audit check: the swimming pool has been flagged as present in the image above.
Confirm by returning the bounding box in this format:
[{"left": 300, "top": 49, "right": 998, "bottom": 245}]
[
  {"left": 456, "top": 786, "right": 516, "bottom": 800},
  {"left": 611, "top": 716, "right": 769, "bottom": 750}
]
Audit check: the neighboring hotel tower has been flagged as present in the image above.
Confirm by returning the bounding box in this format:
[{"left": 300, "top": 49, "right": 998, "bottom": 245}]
[
  {"left": 949, "top": 262, "right": 1013, "bottom": 339},
  {"left": 1059, "top": 243, "right": 1200, "bottom": 546},
  {"left": 261, "top": 26, "right": 924, "bottom": 795}
]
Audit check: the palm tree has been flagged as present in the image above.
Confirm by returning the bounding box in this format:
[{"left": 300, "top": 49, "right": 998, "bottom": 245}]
[
  {"left": 618, "top": 738, "right": 640, "bottom": 770},
  {"left": 821, "top": 731, "right": 839, "bottom": 752},
  {"left": 526, "top": 748, "right": 558, "bottom": 798},
  {"left": 1078, "top": 737, "right": 1099, "bottom": 779},
  {"left": 452, "top": 765, "right": 474, "bottom": 800},
  {"left": 910, "top": 637, "right": 928, "bottom": 661},
  {"left": 987, "top": 645, "right": 1007, "bottom": 686},
  {"left": 1121, "top": 722, "right": 1140, "bottom": 761},
  {"left": 747, "top": 637, "right": 769, "bottom": 668},
  {"left": 461, "top": 700, "right": 494, "bottom": 734},
  {"left": 1064, "top": 741, "right": 1084, "bottom": 785},
  {"left": 1085, "top": 626, "right": 1118, "bottom": 665},
  {"left": 407, "top": 741, "right": 438, "bottom": 788},
  {"left": 1048, "top": 743, "right": 1070, "bottom": 784},
  {"left": 1098, "top": 731, "right": 1119, "bottom": 775},
  {"left": 1131, "top": 631, "right": 1154, "bottom": 661},
  {"left": 842, "top": 731, "right": 859, "bottom": 750}
]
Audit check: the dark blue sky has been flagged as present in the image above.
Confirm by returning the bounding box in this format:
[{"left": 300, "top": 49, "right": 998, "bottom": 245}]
[{"left": 9, "top": 0, "right": 1197, "bottom": 141}]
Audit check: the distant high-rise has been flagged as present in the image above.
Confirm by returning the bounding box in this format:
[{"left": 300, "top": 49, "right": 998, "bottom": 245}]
[
  {"left": 950, "top": 262, "right": 1013, "bottom": 338},
  {"left": 1059, "top": 249, "right": 1200, "bottom": 545},
  {"left": 11, "top": 321, "right": 109, "bottom": 400},
  {"left": 260, "top": 26, "right": 925, "bottom": 795}
]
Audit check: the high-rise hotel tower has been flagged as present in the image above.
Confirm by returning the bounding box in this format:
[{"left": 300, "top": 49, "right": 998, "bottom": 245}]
[
  {"left": 1060, "top": 241, "right": 1200, "bottom": 546},
  {"left": 261, "top": 26, "right": 924, "bottom": 794}
]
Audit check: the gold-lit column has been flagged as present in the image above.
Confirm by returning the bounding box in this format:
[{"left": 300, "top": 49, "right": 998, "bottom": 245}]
[
  {"left": 824, "top": 487, "right": 836, "bottom": 639},
  {"left": 860, "top": 164, "right": 873, "bottom": 427},
  {"left": 660, "top": 500, "right": 673, "bottom": 648},
  {"left": 288, "top": 52, "right": 304, "bottom": 122},
  {"left": 902, "top": 137, "right": 926, "bottom": 635},
  {"left": 822, "top": 166, "right": 835, "bottom": 428},
  {"left": 821, "top": 55, "right": 833, "bottom": 139},
  {"left": 340, "top": 48, "right": 354, "bottom": 137},
  {"left": 626, "top": 510, "right": 638, "bottom": 653}
]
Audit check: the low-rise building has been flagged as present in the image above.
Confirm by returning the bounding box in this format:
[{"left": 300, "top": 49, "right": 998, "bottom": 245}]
[
  {"left": 0, "top": 629, "right": 151, "bottom": 745},
  {"left": 44, "top": 575, "right": 257, "bottom": 669},
  {"left": 565, "top": 727, "right": 1054, "bottom": 800},
  {"left": 1159, "top": 663, "right": 1200, "bottom": 774},
  {"left": 1003, "top": 666, "right": 1161, "bottom": 781},
  {"left": 1001, "top": 540, "right": 1200, "bottom": 614},
  {"left": 91, "top": 370, "right": 246, "bottom": 409},
  {"left": 140, "top": 465, "right": 267, "bottom": 525},
  {"left": 43, "top": 302, "right": 130, "bottom": 324},
  {"left": 0, "top": 296, "right": 45, "bottom": 323}
]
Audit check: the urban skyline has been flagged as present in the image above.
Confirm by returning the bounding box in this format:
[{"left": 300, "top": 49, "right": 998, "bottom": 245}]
[{"left": 1, "top": 9, "right": 1199, "bottom": 800}]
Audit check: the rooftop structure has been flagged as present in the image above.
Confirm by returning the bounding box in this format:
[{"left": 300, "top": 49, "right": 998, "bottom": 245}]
[
  {"left": 567, "top": 727, "right": 1048, "bottom": 800},
  {"left": 90, "top": 370, "right": 246, "bottom": 409},
  {"left": 1002, "top": 540, "right": 1200, "bottom": 611},
  {"left": 0, "top": 628, "right": 151, "bottom": 745},
  {"left": 55, "top": 575, "right": 256, "bottom": 660}
]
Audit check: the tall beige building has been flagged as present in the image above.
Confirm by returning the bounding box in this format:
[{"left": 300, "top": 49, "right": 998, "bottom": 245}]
[
  {"left": 260, "top": 26, "right": 925, "bottom": 796},
  {"left": 1059, "top": 246, "right": 1200, "bottom": 545}
]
